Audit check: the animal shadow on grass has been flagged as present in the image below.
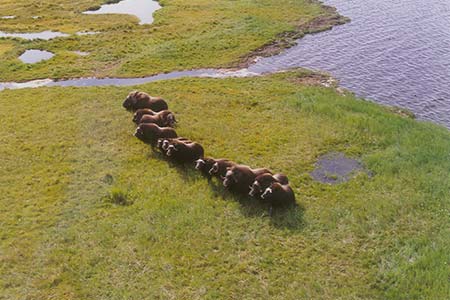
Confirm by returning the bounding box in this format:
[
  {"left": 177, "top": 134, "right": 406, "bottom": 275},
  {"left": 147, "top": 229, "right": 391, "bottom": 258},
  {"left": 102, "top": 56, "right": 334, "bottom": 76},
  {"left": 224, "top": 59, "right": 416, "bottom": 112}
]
[
  {"left": 235, "top": 194, "right": 306, "bottom": 231},
  {"left": 148, "top": 148, "right": 305, "bottom": 231}
]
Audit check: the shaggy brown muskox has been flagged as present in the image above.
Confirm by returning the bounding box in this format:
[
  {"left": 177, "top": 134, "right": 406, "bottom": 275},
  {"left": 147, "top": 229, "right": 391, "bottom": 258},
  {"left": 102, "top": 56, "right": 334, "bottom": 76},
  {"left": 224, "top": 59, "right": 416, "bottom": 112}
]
[
  {"left": 249, "top": 173, "right": 289, "bottom": 198},
  {"left": 134, "top": 123, "right": 177, "bottom": 146},
  {"left": 166, "top": 140, "right": 204, "bottom": 164},
  {"left": 261, "top": 182, "right": 296, "bottom": 213},
  {"left": 194, "top": 157, "right": 217, "bottom": 178},
  {"left": 156, "top": 137, "right": 192, "bottom": 155},
  {"left": 208, "top": 159, "right": 236, "bottom": 179},
  {"left": 222, "top": 165, "right": 271, "bottom": 194},
  {"left": 159, "top": 137, "right": 192, "bottom": 152},
  {"left": 132, "top": 108, "right": 156, "bottom": 123},
  {"left": 137, "top": 110, "right": 177, "bottom": 127},
  {"left": 195, "top": 157, "right": 214, "bottom": 173},
  {"left": 123, "top": 91, "right": 168, "bottom": 112}
]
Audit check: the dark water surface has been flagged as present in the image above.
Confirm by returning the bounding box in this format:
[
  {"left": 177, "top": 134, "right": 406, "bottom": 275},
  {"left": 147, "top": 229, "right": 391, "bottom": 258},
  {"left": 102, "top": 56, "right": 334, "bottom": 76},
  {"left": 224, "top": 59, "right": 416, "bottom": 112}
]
[{"left": 250, "top": 0, "right": 450, "bottom": 127}]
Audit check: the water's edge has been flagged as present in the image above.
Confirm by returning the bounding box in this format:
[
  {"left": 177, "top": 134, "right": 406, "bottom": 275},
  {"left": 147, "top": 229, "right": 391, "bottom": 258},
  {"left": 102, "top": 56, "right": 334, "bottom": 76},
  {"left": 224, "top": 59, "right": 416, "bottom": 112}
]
[{"left": 0, "top": 1, "right": 347, "bottom": 90}]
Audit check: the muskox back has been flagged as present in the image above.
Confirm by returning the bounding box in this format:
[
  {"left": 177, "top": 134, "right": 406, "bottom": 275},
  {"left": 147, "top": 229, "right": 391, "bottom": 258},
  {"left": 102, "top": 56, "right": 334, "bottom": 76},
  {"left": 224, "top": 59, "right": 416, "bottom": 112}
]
[
  {"left": 133, "top": 108, "right": 156, "bottom": 123},
  {"left": 223, "top": 165, "right": 269, "bottom": 194},
  {"left": 123, "top": 91, "right": 169, "bottom": 112},
  {"left": 249, "top": 173, "right": 289, "bottom": 198},
  {"left": 134, "top": 123, "right": 177, "bottom": 146},
  {"left": 138, "top": 110, "right": 176, "bottom": 128},
  {"left": 166, "top": 141, "right": 204, "bottom": 164}
]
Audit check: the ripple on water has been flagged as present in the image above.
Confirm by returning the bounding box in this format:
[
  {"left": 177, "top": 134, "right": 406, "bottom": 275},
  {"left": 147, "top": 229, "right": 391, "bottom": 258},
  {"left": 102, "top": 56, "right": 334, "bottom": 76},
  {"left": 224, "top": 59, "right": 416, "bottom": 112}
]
[
  {"left": 249, "top": 0, "right": 450, "bottom": 128},
  {"left": 19, "top": 50, "right": 54, "bottom": 64},
  {"left": 83, "top": 0, "right": 161, "bottom": 25}
]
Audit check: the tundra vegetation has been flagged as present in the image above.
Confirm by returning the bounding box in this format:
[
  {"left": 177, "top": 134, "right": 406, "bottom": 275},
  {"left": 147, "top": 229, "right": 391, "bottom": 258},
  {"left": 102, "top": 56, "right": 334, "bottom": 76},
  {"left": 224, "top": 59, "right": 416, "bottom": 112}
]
[{"left": 0, "top": 0, "right": 449, "bottom": 300}]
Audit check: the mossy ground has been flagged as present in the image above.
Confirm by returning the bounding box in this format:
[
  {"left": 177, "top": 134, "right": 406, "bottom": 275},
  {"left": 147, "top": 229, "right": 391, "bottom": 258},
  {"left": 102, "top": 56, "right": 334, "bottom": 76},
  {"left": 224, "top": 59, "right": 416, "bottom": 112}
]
[
  {"left": 0, "top": 0, "right": 334, "bottom": 81},
  {"left": 1, "top": 71, "right": 449, "bottom": 299}
]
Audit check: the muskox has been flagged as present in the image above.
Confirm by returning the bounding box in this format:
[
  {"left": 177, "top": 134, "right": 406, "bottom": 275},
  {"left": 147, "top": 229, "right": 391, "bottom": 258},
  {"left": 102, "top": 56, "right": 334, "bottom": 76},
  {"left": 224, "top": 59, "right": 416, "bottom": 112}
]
[
  {"left": 208, "top": 159, "right": 236, "bottom": 179},
  {"left": 156, "top": 137, "right": 190, "bottom": 154},
  {"left": 132, "top": 108, "right": 156, "bottom": 123},
  {"left": 134, "top": 123, "right": 177, "bottom": 146},
  {"left": 123, "top": 91, "right": 169, "bottom": 112},
  {"left": 166, "top": 140, "right": 204, "bottom": 164},
  {"left": 194, "top": 157, "right": 217, "bottom": 178},
  {"left": 137, "top": 110, "right": 177, "bottom": 127},
  {"left": 261, "top": 182, "right": 296, "bottom": 213},
  {"left": 158, "top": 137, "right": 192, "bottom": 152},
  {"left": 222, "top": 165, "right": 271, "bottom": 194},
  {"left": 249, "top": 173, "right": 289, "bottom": 198}
]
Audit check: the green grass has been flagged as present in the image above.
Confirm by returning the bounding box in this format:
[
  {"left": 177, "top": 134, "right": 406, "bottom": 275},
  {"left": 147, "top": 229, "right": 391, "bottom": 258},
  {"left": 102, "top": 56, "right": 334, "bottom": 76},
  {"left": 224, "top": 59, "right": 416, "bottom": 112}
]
[
  {"left": 1, "top": 71, "right": 449, "bottom": 299},
  {"left": 0, "top": 0, "right": 337, "bottom": 81}
]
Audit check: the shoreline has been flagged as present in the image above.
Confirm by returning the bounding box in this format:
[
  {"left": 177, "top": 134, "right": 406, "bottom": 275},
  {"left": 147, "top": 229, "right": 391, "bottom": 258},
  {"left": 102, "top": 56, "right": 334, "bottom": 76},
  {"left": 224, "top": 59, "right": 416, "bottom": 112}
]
[
  {"left": 0, "top": 2, "right": 348, "bottom": 84},
  {"left": 234, "top": 4, "right": 349, "bottom": 69}
]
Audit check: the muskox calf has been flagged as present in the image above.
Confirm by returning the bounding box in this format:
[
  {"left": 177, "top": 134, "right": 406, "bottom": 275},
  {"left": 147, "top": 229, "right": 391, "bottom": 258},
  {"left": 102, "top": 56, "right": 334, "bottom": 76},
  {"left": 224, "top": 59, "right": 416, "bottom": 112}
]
[
  {"left": 261, "top": 182, "right": 296, "bottom": 213},
  {"left": 132, "top": 108, "right": 156, "bottom": 123},
  {"left": 166, "top": 141, "right": 204, "bottom": 164},
  {"left": 134, "top": 123, "right": 177, "bottom": 146},
  {"left": 137, "top": 110, "right": 177, "bottom": 128},
  {"left": 123, "top": 91, "right": 169, "bottom": 112},
  {"left": 222, "top": 165, "right": 271, "bottom": 194},
  {"left": 249, "top": 173, "right": 289, "bottom": 198}
]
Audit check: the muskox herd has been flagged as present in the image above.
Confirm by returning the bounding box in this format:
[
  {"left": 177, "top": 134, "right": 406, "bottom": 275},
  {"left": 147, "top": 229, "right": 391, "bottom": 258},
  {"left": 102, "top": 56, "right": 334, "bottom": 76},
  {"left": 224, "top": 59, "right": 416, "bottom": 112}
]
[{"left": 123, "top": 90, "right": 296, "bottom": 214}]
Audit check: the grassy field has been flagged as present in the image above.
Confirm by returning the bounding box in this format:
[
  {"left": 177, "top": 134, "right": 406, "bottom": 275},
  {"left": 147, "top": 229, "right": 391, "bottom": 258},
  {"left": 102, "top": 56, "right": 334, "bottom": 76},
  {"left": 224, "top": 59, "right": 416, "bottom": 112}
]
[
  {"left": 0, "top": 0, "right": 341, "bottom": 82},
  {"left": 1, "top": 71, "right": 449, "bottom": 299},
  {"left": 1, "top": 0, "right": 449, "bottom": 299}
]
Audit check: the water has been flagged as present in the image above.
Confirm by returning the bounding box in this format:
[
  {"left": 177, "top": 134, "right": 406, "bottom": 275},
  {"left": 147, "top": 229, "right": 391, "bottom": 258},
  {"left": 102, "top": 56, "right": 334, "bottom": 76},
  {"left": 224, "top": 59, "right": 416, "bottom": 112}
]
[
  {"left": 249, "top": 0, "right": 450, "bottom": 127},
  {"left": 72, "top": 51, "right": 90, "bottom": 56},
  {"left": 75, "top": 31, "right": 100, "bottom": 36},
  {"left": 2, "top": 0, "right": 450, "bottom": 128},
  {"left": 0, "top": 30, "right": 69, "bottom": 40},
  {"left": 19, "top": 50, "right": 54, "bottom": 64},
  {"left": 0, "top": 69, "right": 258, "bottom": 90},
  {"left": 83, "top": 0, "right": 161, "bottom": 25},
  {"left": 310, "top": 152, "right": 365, "bottom": 184}
]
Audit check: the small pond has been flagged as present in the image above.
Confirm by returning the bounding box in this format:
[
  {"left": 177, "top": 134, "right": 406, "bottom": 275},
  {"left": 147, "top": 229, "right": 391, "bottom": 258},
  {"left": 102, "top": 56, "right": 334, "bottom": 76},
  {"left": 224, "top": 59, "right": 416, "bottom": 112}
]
[
  {"left": 83, "top": 0, "right": 161, "bottom": 25},
  {"left": 19, "top": 50, "right": 54, "bottom": 64},
  {"left": 76, "top": 31, "right": 100, "bottom": 36},
  {"left": 0, "top": 30, "right": 69, "bottom": 40},
  {"left": 72, "top": 51, "right": 90, "bottom": 56},
  {"left": 310, "top": 152, "right": 367, "bottom": 184}
]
